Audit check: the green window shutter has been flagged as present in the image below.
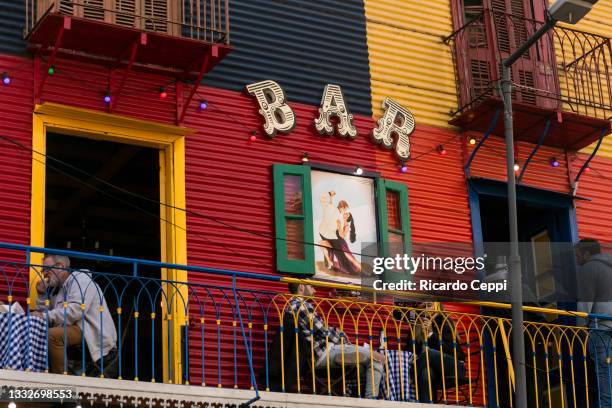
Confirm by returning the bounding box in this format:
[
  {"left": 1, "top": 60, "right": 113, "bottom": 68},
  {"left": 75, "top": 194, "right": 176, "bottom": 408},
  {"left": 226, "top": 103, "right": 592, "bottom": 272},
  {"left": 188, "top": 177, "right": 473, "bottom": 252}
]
[
  {"left": 272, "top": 164, "right": 315, "bottom": 275},
  {"left": 376, "top": 179, "right": 412, "bottom": 282}
]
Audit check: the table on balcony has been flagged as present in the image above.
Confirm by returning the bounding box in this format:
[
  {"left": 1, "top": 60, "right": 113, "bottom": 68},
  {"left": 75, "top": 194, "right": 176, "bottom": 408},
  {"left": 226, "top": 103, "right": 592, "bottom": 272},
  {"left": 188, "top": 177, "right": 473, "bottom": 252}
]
[
  {"left": 380, "top": 349, "right": 416, "bottom": 402},
  {"left": 0, "top": 311, "right": 47, "bottom": 372}
]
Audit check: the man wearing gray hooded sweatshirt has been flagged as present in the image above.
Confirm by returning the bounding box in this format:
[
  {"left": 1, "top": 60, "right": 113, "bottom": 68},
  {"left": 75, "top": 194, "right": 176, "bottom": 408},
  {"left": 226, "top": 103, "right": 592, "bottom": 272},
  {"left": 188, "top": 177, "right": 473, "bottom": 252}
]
[
  {"left": 33, "top": 254, "right": 117, "bottom": 376},
  {"left": 576, "top": 239, "right": 612, "bottom": 407}
]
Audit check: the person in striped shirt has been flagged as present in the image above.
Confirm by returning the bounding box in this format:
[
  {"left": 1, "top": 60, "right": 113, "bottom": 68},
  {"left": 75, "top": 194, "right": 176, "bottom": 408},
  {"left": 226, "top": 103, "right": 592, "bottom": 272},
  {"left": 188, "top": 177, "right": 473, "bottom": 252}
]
[{"left": 287, "top": 283, "right": 385, "bottom": 398}]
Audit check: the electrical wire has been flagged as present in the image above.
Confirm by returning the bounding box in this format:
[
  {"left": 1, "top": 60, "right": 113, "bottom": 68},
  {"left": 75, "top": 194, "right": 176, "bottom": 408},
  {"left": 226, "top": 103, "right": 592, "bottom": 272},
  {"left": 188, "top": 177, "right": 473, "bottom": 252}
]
[{"left": 0, "top": 134, "right": 416, "bottom": 260}]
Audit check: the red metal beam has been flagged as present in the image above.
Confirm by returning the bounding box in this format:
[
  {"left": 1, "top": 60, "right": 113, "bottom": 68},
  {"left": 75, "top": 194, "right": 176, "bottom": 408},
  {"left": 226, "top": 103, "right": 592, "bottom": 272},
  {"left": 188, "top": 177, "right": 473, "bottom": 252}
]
[
  {"left": 109, "top": 33, "right": 146, "bottom": 112},
  {"left": 36, "top": 16, "right": 70, "bottom": 101},
  {"left": 177, "top": 48, "right": 213, "bottom": 124}
]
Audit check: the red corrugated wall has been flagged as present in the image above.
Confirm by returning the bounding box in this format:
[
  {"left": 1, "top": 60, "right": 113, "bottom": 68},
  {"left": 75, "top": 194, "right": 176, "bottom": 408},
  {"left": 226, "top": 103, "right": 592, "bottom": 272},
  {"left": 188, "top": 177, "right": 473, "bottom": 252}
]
[
  {"left": 466, "top": 132, "right": 572, "bottom": 193},
  {"left": 0, "top": 53, "right": 482, "bottom": 392},
  {"left": 0, "top": 55, "right": 35, "bottom": 301},
  {"left": 572, "top": 152, "right": 612, "bottom": 243}
]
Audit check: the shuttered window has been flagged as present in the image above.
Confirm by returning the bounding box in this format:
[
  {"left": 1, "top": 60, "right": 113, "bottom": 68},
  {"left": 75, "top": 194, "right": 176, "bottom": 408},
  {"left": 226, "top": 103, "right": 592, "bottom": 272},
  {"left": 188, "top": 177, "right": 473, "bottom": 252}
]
[
  {"left": 114, "top": 0, "right": 138, "bottom": 28},
  {"left": 82, "top": 0, "right": 106, "bottom": 20},
  {"left": 144, "top": 0, "right": 169, "bottom": 33},
  {"left": 273, "top": 164, "right": 315, "bottom": 275},
  {"left": 44, "top": 0, "right": 180, "bottom": 35},
  {"left": 376, "top": 179, "right": 412, "bottom": 282}
]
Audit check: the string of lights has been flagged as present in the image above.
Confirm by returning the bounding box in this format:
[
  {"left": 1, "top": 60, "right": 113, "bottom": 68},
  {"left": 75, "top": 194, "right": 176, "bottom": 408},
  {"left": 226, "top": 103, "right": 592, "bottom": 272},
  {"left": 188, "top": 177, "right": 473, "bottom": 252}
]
[
  {"left": 0, "top": 61, "right": 605, "bottom": 177},
  {"left": 0, "top": 135, "right": 381, "bottom": 261},
  {"left": 1, "top": 59, "right": 466, "bottom": 172},
  {"left": 23, "top": 139, "right": 274, "bottom": 272}
]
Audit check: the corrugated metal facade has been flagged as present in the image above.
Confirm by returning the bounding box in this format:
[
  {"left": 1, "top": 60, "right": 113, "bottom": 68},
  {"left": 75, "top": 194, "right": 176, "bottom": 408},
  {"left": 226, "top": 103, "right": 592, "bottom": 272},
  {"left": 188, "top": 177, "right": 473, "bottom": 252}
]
[
  {"left": 0, "top": 50, "right": 478, "bottom": 388},
  {"left": 0, "top": 0, "right": 26, "bottom": 56},
  {"left": 0, "top": 55, "right": 32, "bottom": 248},
  {"left": 203, "top": 0, "right": 373, "bottom": 117},
  {"left": 565, "top": 0, "right": 612, "bottom": 159},
  {"left": 573, "top": 152, "right": 612, "bottom": 241},
  {"left": 364, "top": 0, "right": 457, "bottom": 128},
  {"left": 552, "top": 0, "right": 612, "bottom": 241},
  {"left": 466, "top": 133, "right": 572, "bottom": 193},
  {"left": 0, "top": 0, "right": 607, "bottom": 397}
]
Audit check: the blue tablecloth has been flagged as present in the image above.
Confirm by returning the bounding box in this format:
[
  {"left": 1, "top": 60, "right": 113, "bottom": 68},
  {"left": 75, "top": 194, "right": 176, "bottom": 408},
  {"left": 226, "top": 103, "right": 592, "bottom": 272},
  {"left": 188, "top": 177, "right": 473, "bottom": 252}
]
[
  {"left": 380, "top": 349, "right": 417, "bottom": 402},
  {"left": 0, "top": 312, "right": 47, "bottom": 372}
]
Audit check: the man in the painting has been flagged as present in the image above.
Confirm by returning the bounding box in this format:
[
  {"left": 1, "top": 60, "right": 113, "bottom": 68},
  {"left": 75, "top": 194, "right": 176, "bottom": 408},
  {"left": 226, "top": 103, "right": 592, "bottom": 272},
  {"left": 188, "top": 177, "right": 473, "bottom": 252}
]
[{"left": 318, "top": 192, "right": 361, "bottom": 275}]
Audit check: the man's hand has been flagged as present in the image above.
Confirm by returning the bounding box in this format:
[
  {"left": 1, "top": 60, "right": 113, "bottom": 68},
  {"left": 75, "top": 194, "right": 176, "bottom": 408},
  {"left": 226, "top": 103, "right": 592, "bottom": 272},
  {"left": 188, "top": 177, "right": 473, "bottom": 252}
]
[
  {"left": 36, "top": 278, "right": 48, "bottom": 293},
  {"left": 372, "top": 350, "right": 386, "bottom": 363}
]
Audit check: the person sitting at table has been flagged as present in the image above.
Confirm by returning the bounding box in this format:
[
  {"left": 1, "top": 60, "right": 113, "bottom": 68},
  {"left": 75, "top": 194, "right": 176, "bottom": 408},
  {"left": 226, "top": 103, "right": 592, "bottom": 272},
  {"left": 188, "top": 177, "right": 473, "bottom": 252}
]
[
  {"left": 287, "top": 282, "right": 385, "bottom": 398},
  {"left": 412, "top": 310, "right": 466, "bottom": 403},
  {"left": 32, "top": 254, "right": 118, "bottom": 376}
]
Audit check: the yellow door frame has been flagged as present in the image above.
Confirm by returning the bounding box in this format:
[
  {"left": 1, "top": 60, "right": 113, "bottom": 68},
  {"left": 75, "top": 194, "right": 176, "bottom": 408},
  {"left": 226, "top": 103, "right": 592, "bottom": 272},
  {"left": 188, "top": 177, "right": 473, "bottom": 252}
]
[{"left": 30, "top": 102, "right": 191, "bottom": 384}]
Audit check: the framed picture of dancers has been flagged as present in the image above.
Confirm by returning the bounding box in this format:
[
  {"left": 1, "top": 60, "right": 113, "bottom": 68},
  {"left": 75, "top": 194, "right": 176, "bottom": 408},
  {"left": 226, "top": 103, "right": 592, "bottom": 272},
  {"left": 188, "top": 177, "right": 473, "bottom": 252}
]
[
  {"left": 311, "top": 170, "right": 378, "bottom": 284},
  {"left": 273, "top": 164, "right": 411, "bottom": 284}
]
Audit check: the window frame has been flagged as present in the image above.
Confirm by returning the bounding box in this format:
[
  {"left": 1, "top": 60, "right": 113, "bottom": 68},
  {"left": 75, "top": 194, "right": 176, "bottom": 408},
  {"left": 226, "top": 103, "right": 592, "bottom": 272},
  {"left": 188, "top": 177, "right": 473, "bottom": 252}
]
[
  {"left": 273, "top": 164, "right": 412, "bottom": 280},
  {"left": 273, "top": 164, "right": 315, "bottom": 275}
]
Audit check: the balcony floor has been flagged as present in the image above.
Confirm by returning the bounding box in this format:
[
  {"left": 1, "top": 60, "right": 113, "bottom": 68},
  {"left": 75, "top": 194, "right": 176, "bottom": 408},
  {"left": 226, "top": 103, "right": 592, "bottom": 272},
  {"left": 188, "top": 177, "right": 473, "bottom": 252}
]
[
  {"left": 450, "top": 97, "right": 611, "bottom": 150},
  {"left": 27, "top": 13, "right": 232, "bottom": 79},
  {"left": 1, "top": 369, "right": 444, "bottom": 408}
]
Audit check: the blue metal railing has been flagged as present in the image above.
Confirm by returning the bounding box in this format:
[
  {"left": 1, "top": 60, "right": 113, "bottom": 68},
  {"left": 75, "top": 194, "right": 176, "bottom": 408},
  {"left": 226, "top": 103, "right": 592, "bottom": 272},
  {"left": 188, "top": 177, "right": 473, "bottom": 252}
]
[{"left": 1, "top": 241, "right": 612, "bottom": 406}]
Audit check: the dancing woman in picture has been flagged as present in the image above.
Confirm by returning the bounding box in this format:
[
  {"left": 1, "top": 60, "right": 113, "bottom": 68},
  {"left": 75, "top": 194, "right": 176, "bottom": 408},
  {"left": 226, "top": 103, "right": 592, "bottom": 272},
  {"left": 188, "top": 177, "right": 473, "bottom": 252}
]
[{"left": 335, "top": 203, "right": 361, "bottom": 274}]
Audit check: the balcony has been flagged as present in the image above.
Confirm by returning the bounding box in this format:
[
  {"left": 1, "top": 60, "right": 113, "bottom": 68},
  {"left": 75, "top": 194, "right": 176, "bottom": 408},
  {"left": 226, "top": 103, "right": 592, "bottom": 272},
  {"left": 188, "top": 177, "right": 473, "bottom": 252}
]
[
  {"left": 445, "top": 10, "right": 611, "bottom": 150},
  {"left": 24, "top": 0, "right": 232, "bottom": 79},
  {"left": 0, "top": 242, "right": 606, "bottom": 407}
]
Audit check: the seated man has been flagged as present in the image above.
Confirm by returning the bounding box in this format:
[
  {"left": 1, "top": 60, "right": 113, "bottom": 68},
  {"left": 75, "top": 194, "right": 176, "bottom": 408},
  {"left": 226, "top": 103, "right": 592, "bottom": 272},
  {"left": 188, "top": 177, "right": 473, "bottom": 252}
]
[
  {"left": 287, "top": 282, "right": 384, "bottom": 398},
  {"left": 412, "top": 311, "right": 466, "bottom": 403},
  {"left": 33, "top": 254, "right": 118, "bottom": 376}
]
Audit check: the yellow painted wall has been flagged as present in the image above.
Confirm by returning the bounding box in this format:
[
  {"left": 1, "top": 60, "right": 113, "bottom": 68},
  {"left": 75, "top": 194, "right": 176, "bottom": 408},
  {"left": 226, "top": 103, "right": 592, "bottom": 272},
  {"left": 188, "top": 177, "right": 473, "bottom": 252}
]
[
  {"left": 364, "top": 0, "right": 457, "bottom": 128},
  {"left": 554, "top": 0, "right": 612, "bottom": 158}
]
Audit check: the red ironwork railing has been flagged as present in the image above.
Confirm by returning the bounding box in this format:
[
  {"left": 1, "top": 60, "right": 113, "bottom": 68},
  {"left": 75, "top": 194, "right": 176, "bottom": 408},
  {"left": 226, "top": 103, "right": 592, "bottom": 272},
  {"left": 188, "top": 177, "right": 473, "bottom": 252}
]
[
  {"left": 445, "top": 10, "right": 611, "bottom": 120},
  {"left": 25, "top": 0, "right": 230, "bottom": 45}
]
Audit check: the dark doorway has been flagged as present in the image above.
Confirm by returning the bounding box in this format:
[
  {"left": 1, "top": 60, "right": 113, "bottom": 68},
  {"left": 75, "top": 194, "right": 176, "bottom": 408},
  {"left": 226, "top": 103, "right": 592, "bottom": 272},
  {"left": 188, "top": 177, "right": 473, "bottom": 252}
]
[
  {"left": 45, "top": 132, "right": 163, "bottom": 382},
  {"left": 471, "top": 180, "right": 579, "bottom": 408}
]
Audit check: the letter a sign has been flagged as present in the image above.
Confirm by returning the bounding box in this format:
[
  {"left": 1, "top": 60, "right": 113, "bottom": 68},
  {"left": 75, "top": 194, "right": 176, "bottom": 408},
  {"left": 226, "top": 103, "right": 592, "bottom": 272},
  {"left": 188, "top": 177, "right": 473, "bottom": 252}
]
[{"left": 314, "top": 84, "right": 357, "bottom": 138}]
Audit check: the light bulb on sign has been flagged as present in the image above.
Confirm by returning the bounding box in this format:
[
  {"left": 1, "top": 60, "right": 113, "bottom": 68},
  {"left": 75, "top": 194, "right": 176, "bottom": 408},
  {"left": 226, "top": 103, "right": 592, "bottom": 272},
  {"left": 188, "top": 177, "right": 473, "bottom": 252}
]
[
  {"left": 8, "top": 402, "right": 16, "bottom": 408},
  {"left": 513, "top": 163, "right": 520, "bottom": 172},
  {"left": 354, "top": 166, "right": 364, "bottom": 176},
  {"left": 2, "top": 72, "right": 10, "bottom": 85},
  {"left": 550, "top": 157, "right": 560, "bottom": 168},
  {"left": 469, "top": 138, "right": 476, "bottom": 145},
  {"left": 159, "top": 87, "right": 167, "bottom": 99}
]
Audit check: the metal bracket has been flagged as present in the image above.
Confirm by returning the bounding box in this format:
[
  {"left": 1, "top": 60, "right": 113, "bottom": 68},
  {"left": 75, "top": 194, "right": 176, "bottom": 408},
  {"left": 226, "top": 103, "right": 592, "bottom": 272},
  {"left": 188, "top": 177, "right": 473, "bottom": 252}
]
[
  {"left": 36, "top": 16, "right": 70, "bottom": 103},
  {"left": 464, "top": 106, "right": 502, "bottom": 178},
  {"left": 177, "top": 45, "right": 217, "bottom": 124},
  {"left": 517, "top": 118, "right": 552, "bottom": 184},
  {"left": 109, "top": 33, "right": 147, "bottom": 112},
  {"left": 574, "top": 126, "right": 608, "bottom": 191}
]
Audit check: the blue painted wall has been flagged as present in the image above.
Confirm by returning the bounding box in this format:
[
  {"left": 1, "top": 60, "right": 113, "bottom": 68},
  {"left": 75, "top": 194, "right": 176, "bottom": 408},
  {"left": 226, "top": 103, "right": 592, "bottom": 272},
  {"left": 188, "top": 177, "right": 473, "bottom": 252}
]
[
  {"left": 0, "top": 0, "right": 373, "bottom": 116},
  {"left": 204, "top": 0, "right": 373, "bottom": 116},
  {"left": 0, "top": 0, "right": 27, "bottom": 56}
]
